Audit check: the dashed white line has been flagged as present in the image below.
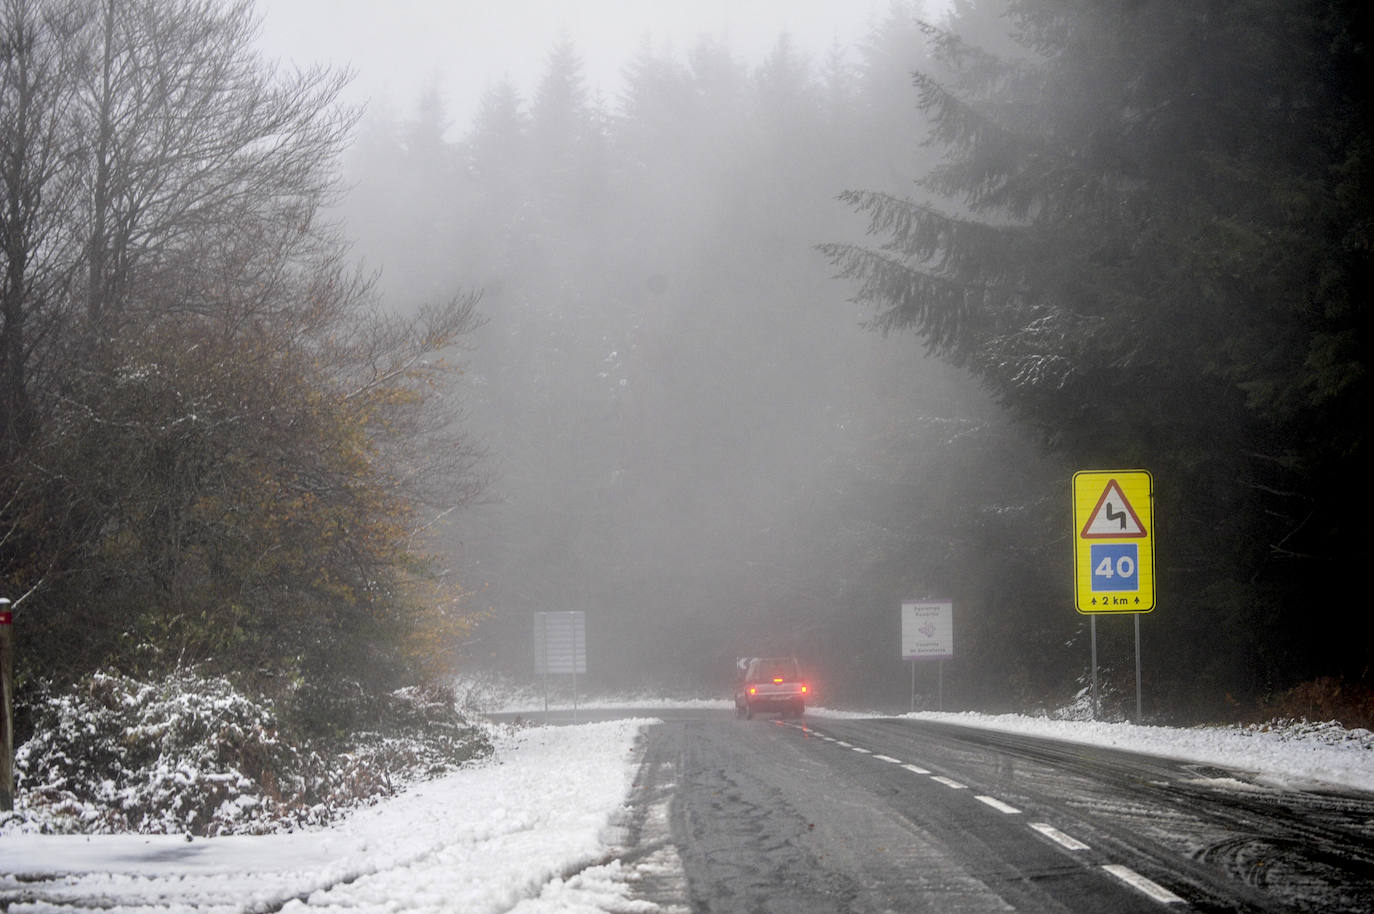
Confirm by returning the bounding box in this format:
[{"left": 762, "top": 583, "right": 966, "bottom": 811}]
[
  {"left": 974, "top": 795, "right": 1021, "bottom": 814},
  {"left": 800, "top": 731, "right": 1185, "bottom": 906},
  {"left": 1101, "top": 865, "right": 1185, "bottom": 904},
  {"left": 1029, "top": 822, "right": 1090, "bottom": 851}
]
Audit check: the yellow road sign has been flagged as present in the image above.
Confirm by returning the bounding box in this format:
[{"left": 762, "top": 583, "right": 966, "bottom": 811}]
[{"left": 1073, "top": 470, "right": 1155, "bottom": 613}]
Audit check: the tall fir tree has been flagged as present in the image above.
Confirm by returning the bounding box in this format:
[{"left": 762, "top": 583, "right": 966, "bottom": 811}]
[{"left": 823, "top": 0, "right": 1371, "bottom": 716}]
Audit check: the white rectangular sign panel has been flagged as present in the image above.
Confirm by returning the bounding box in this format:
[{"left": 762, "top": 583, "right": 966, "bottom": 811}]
[
  {"left": 534, "top": 611, "right": 586, "bottom": 675},
  {"left": 901, "top": 600, "right": 953, "bottom": 660}
]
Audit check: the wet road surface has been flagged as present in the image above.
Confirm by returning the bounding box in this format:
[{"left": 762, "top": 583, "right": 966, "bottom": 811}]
[{"left": 613, "top": 712, "right": 1374, "bottom": 913}]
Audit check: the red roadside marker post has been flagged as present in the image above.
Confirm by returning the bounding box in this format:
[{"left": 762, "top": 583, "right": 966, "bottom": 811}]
[{"left": 1, "top": 598, "right": 13, "bottom": 811}]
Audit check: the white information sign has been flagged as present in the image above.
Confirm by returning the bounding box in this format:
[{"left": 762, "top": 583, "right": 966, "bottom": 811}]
[
  {"left": 534, "top": 611, "right": 586, "bottom": 675},
  {"left": 901, "top": 600, "right": 953, "bottom": 660}
]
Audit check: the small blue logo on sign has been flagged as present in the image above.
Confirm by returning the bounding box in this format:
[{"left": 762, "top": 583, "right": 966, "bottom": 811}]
[{"left": 1090, "top": 543, "right": 1139, "bottom": 592}]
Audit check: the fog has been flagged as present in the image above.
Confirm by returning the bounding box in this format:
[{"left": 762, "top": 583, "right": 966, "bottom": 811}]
[
  {"left": 250, "top": 0, "right": 1056, "bottom": 708},
  {"left": 255, "top": 0, "right": 900, "bottom": 127},
  {"left": 0, "top": 0, "right": 1358, "bottom": 761},
  {"left": 245, "top": 0, "right": 1367, "bottom": 720}
]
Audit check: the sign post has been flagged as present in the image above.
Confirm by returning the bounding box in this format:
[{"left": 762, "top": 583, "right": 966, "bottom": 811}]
[
  {"left": 901, "top": 600, "right": 953, "bottom": 711},
  {"left": 534, "top": 611, "right": 587, "bottom": 719},
  {"left": 1072, "top": 470, "right": 1155, "bottom": 720},
  {"left": 1, "top": 599, "right": 12, "bottom": 811}
]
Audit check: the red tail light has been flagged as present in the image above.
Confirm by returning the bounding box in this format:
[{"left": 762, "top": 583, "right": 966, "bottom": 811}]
[
  {"left": 748, "top": 687, "right": 757, "bottom": 695},
  {"left": 801, "top": 684, "right": 808, "bottom": 693},
  {"left": 773, "top": 677, "right": 784, "bottom": 683}
]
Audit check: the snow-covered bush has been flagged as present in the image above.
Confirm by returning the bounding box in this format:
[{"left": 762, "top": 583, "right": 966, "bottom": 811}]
[
  {"left": 320, "top": 683, "right": 495, "bottom": 797},
  {"left": 452, "top": 670, "right": 544, "bottom": 713},
  {"left": 4, "top": 671, "right": 491, "bottom": 836}
]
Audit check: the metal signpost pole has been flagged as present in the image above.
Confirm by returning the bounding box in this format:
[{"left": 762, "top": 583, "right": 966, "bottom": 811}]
[
  {"left": 1135, "top": 613, "right": 1143, "bottom": 721},
  {"left": 1090, "top": 616, "right": 1098, "bottom": 721},
  {"left": 536, "top": 612, "right": 553, "bottom": 716},
  {"left": 910, "top": 660, "right": 916, "bottom": 712}
]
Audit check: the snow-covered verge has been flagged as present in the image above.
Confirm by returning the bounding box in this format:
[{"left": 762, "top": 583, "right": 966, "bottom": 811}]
[
  {"left": 462, "top": 671, "right": 1374, "bottom": 796},
  {"left": 473, "top": 675, "right": 1374, "bottom": 796},
  {"left": 902, "top": 710, "right": 1374, "bottom": 794},
  {"left": 1, "top": 671, "right": 491, "bottom": 837},
  {"left": 3, "top": 695, "right": 1374, "bottom": 914},
  {"left": 452, "top": 674, "right": 721, "bottom": 716},
  {"left": 0, "top": 719, "right": 656, "bottom": 914},
  {"left": 484, "top": 698, "right": 1374, "bottom": 795}
]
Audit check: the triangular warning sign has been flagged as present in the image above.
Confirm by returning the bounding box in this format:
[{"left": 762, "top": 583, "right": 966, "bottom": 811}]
[{"left": 1080, "top": 479, "right": 1147, "bottom": 538}]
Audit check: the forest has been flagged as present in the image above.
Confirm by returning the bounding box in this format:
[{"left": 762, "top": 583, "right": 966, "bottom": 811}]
[{"left": 3, "top": 0, "right": 1370, "bottom": 732}]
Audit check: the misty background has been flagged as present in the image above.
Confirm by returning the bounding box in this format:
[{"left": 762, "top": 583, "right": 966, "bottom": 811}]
[
  {"left": 11, "top": 0, "right": 1368, "bottom": 845},
  {"left": 288, "top": 3, "right": 1080, "bottom": 710},
  {"left": 267, "top": 0, "right": 1365, "bottom": 717}
]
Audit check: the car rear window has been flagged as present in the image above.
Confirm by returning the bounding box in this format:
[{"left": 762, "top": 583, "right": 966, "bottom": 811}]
[{"left": 751, "top": 659, "right": 799, "bottom": 681}]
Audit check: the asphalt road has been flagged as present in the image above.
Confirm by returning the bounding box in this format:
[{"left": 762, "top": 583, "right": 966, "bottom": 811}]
[{"left": 603, "top": 710, "right": 1374, "bottom": 913}]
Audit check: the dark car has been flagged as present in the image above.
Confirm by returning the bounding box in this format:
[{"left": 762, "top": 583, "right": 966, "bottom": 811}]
[{"left": 735, "top": 657, "right": 807, "bottom": 719}]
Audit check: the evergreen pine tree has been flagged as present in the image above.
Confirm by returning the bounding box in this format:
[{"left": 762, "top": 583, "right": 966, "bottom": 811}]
[{"left": 823, "top": 0, "right": 1372, "bottom": 715}]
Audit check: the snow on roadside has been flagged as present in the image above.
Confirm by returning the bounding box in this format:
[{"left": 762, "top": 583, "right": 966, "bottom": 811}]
[
  {"left": 901, "top": 711, "right": 1374, "bottom": 794},
  {"left": 485, "top": 686, "right": 1374, "bottom": 795},
  {"left": 6, "top": 697, "right": 1374, "bottom": 914},
  {"left": 0, "top": 718, "right": 658, "bottom": 914}
]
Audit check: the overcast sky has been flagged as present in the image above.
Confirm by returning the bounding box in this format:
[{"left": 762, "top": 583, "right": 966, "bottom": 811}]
[{"left": 254, "top": 0, "right": 939, "bottom": 129}]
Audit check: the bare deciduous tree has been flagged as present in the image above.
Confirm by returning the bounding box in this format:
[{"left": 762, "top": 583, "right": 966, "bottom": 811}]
[
  {"left": 0, "top": 0, "right": 83, "bottom": 453},
  {"left": 2, "top": 0, "right": 486, "bottom": 708}
]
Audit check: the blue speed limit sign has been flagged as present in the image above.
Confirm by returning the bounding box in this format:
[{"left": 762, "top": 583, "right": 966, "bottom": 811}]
[{"left": 1090, "top": 543, "right": 1139, "bottom": 592}]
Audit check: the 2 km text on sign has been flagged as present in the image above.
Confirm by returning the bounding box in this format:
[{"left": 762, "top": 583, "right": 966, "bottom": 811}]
[{"left": 1072, "top": 470, "right": 1155, "bottom": 613}]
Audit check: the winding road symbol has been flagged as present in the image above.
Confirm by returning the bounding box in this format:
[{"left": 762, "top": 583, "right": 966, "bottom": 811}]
[{"left": 1080, "top": 479, "right": 1147, "bottom": 538}]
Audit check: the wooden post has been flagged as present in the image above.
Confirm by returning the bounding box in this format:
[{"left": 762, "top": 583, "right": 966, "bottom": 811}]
[{"left": 1, "top": 598, "right": 13, "bottom": 811}]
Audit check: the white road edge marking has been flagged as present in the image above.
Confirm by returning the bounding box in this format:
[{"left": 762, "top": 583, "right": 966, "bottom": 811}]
[
  {"left": 900, "top": 763, "right": 931, "bottom": 775},
  {"left": 873, "top": 755, "right": 902, "bottom": 764},
  {"left": 834, "top": 741, "right": 853, "bottom": 748},
  {"left": 852, "top": 747, "right": 872, "bottom": 754},
  {"left": 1029, "top": 822, "right": 1090, "bottom": 851},
  {"left": 931, "top": 776, "right": 966, "bottom": 789},
  {"left": 1101, "top": 864, "right": 1186, "bottom": 904},
  {"left": 974, "top": 795, "right": 1021, "bottom": 814}
]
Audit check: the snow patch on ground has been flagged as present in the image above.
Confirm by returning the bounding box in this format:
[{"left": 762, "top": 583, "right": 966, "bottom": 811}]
[
  {"left": 0, "top": 719, "right": 657, "bottom": 914},
  {"left": 5, "top": 696, "right": 1374, "bottom": 914},
  {"left": 901, "top": 711, "right": 1374, "bottom": 793},
  {"left": 492, "top": 695, "right": 882, "bottom": 720}
]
